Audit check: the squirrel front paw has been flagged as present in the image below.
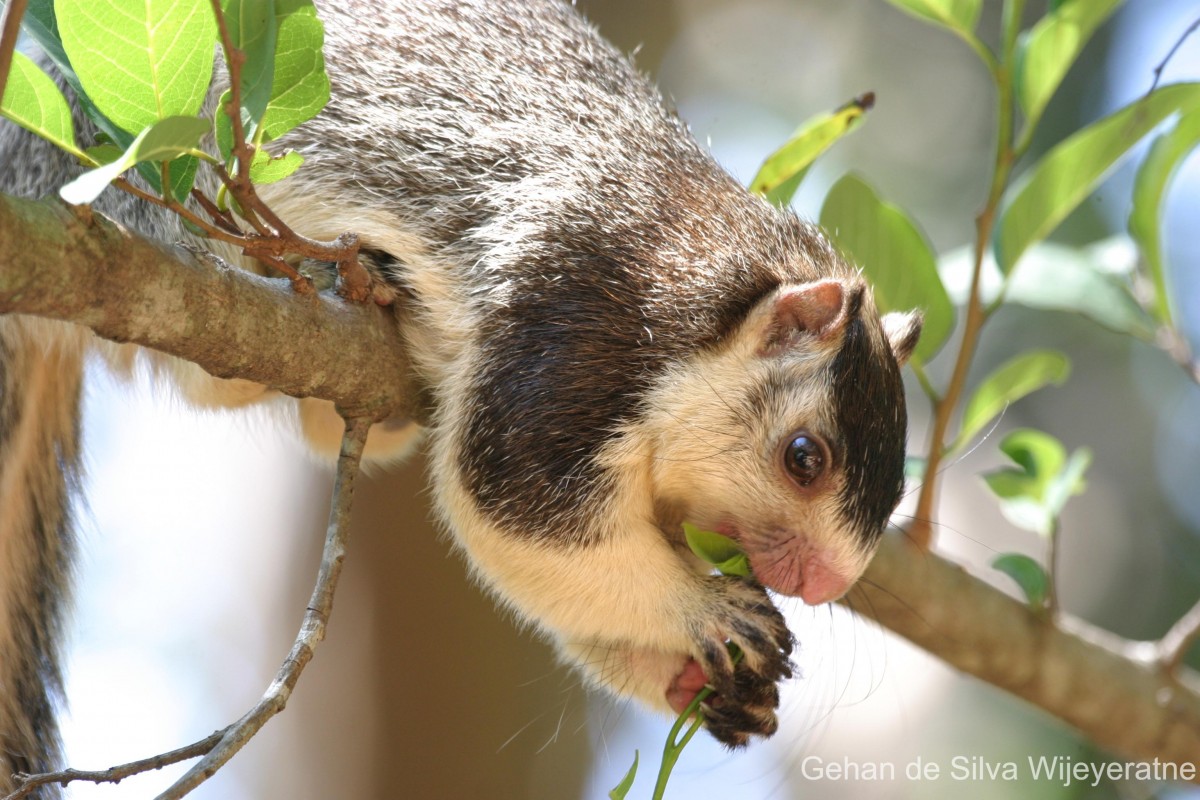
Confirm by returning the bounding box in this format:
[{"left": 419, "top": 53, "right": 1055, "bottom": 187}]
[{"left": 688, "top": 576, "right": 794, "bottom": 748}]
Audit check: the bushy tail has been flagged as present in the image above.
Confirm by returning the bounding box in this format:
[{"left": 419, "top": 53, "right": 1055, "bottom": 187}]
[{"left": 0, "top": 318, "right": 84, "bottom": 794}]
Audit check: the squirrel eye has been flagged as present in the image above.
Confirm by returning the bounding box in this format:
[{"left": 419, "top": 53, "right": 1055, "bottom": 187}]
[{"left": 782, "top": 432, "right": 827, "bottom": 487}]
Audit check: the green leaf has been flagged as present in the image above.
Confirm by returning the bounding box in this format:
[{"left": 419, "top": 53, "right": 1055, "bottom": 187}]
[
  {"left": 953, "top": 350, "right": 1070, "bottom": 453},
  {"left": 1015, "top": 0, "right": 1125, "bottom": 135},
  {"left": 881, "top": 0, "right": 982, "bottom": 45},
  {"left": 991, "top": 553, "right": 1048, "bottom": 608},
  {"left": 609, "top": 752, "right": 638, "bottom": 800},
  {"left": 983, "top": 429, "right": 1090, "bottom": 536},
  {"left": 249, "top": 147, "right": 304, "bottom": 184},
  {"left": 1043, "top": 446, "right": 1092, "bottom": 522},
  {"left": 56, "top": 0, "right": 217, "bottom": 135},
  {"left": 819, "top": 173, "right": 954, "bottom": 363},
  {"left": 258, "top": 0, "right": 329, "bottom": 142},
  {"left": 1128, "top": 108, "right": 1200, "bottom": 326},
  {"left": 1005, "top": 241, "right": 1157, "bottom": 340},
  {"left": 60, "top": 115, "right": 209, "bottom": 204},
  {"left": 18, "top": 0, "right": 73, "bottom": 79},
  {"left": 19, "top": 0, "right": 172, "bottom": 196},
  {"left": 996, "top": 82, "right": 1200, "bottom": 275},
  {"left": 749, "top": 92, "right": 874, "bottom": 205},
  {"left": 85, "top": 143, "right": 123, "bottom": 164},
  {"left": 133, "top": 116, "right": 210, "bottom": 162},
  {"left": 0, "top": 51, "right": 81, "bottom": 157},
  {"left": 164, "top": 154, "right": 201, "bottom": 202},
  {"left": 683, "top": 523, "right": 751, "bottom": 578}
]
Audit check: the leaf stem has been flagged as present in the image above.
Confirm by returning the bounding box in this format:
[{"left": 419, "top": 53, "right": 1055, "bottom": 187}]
[
  {"left": 652, "top": 689, "right": 710, "bottom": 800},
  {"left": 650, "top": 646, "right": 744, "bottom": 799},
  {"left": 910, "top": 360, "right": 942, "bottom": 404},
  {"left": 913, "top": 3, "right": 1024, "bottom": 547},
  {"left": 0, "top": 0, "right": 27, "bottom": 110},
  {"left": 1046, "top": 519, "right": 1060, "bottom": 616}
]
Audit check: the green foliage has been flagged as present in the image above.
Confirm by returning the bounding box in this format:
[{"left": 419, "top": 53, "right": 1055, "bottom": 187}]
[
  {"left": 953, "top": 350, "right": 1070, "bottom": 454},
  {"left": 248, "top": 147, "right": 304, "bottom": 184},
  {"left": 610, "top": 752, "right": 638, "bottom": 800},
  {"left": 683, "top": 523, "right": 750, "bottom": 578},
  {"left": 996, "top": 82, "right": 1200, "bottom": 275},
  {"left": 1, "top": 0, "right": 329, "bottom": 204},
  {"left": 1129, "top": 108, "right": 1200, "bottom": 327},
  {"left": 819, "top": 173, "right": 953, "bottom": 363},
  {"left": 215, "top": 0, "right": 329, "bottom": 163},
  {"left": 983, "top": 429, "right": 1091, "bottom": 537},
  {"left": 221, "top": 0, "right": 278, "bottom": 135},
  {"left": 1003, "top": 241, "right": 1157, "bottom": 340},
  {"left": 56, "top": 0, "right": 217, "bottom": 135},
  {"left": 1015, "top": 0, "right": 1125, "bottom": 137},
  {"left": 881, "top": 0, "right": 982, "bottom": 50},
  {"left": 60, "top": 116, "right": 209, "bottom": 204},
  {"left": 0, "top": 51, "right": 81, "bottom": 157},
  {"left": 991, "top": 553, "right": 1050, "bottom": 609},
  {"left": 259, "top": 0, "right": 328, "bottom": 141},
  {"left": 750, "top": 93, "right": 872, "bottom": 206}
]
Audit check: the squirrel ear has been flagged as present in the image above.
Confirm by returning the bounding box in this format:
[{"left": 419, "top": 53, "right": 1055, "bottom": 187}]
[
  {"left": 882, "top": 310, "right": 923, "bottom": 366},
  {"left": 757, "top": 279, "right": 861, "bottom": 357}
]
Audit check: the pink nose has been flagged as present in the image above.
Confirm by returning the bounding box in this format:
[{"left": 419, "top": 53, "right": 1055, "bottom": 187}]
[{"left": 800, "top": 558, "right": 854, "bottom": 605}]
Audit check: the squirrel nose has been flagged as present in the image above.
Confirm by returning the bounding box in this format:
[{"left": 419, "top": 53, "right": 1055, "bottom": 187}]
[{"left": 799, "top": 557, "right": 854, "bottom": 605}]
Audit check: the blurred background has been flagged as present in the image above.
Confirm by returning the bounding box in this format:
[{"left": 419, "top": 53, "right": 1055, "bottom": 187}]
[{"left": 58, "top": 0, "right": 1199, "bottom": 798}]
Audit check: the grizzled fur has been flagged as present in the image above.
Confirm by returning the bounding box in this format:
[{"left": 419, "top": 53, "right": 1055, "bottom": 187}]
[{"left": 0, "top": 0, "right": 921, "bottom": 784}]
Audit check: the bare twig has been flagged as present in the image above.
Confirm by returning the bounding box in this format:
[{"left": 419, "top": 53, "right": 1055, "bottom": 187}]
[
  {"left": 2, "top": 728, "right": 231, "bottom": 799},
  {"left": 2, "top": 415, "right": 374, "bottom": 800},
  {"left": 1149, "top": 16, "right": 1200, "bottom": 95},
  {"left": 156, "top": 415, "right": 372, "bottom": 799},
  {"left": 0, "top": 0, "right": 28, "bottom": 109},
  {"left": 1160, "top": 327, "right": 1200, "bottom": 385},
  {"left": 1160, "top": 597, "right": 1200, "bottom": 675}
]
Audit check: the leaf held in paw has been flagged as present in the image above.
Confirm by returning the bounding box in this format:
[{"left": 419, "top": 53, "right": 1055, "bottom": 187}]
[{"left": 683, "top": 523, "right": 751, "bottom": 578}]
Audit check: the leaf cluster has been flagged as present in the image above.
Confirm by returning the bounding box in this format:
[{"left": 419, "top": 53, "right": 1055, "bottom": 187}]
[
  {"left": 1, "top": 0, "right": 327, "bottom": 204},
  {"left": 748, "top": 0, "right": 1197, "bottom": 611}
]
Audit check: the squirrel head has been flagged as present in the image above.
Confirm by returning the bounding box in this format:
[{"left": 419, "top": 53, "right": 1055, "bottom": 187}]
[{"left": 641, "top": 276, "right": 921, "bottom": 604}]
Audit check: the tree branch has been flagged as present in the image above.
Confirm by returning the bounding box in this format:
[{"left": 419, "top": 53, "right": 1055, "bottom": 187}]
[
  {"left": 0, "top": 193, "right": 422, "bottom": 421},
  {"left": 851, "top": 535, "right": 1200, "bottom": 774},
  {"left": 156, "top": 415, "right": 371, "bottom": 799},
  {"left": 3, "top": 728, "right": 231, "bottom": 799},
  {"left": 2, "top": 193, "right": 1198, "bottom": 780}
]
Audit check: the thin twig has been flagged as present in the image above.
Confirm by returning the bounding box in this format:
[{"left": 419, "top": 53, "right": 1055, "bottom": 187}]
[
  {"left": 1046, "top": 519, "right": 1060, "bottom": 617},
  {"left": 154, "top": 415, "right": 372, "bottom": 800},
  {"left": 0, "top": 0, "right": 28, "bottom": 108},
  {"left": 2, "top": 728, "right": 231, "bottom": 799},
  {"left": 1159, "top": 597, "right": 1200, "bottom": 674},
  {"left": 1149, "top": 16, "right": 1200, "bottom": 95},
  {"left": 208, "top": 0, "right": 254, "bottom": 201},
  {"left": 203, "top": 0, "right": 366, "bottom": 298},
  {"left": 912, "top": 60, "right": 1017, "bottom": 547}
]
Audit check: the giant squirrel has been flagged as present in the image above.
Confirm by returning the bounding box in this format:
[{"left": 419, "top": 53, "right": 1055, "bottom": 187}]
[{"left": 0, "top": 0, "right": 922, "bottom": 790}]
